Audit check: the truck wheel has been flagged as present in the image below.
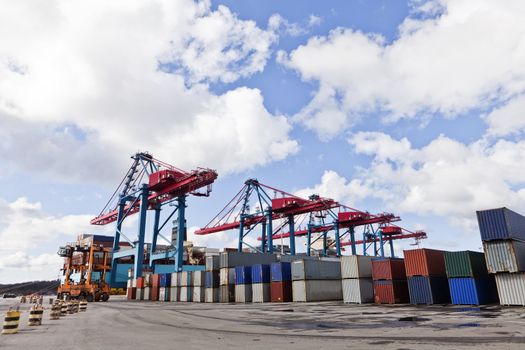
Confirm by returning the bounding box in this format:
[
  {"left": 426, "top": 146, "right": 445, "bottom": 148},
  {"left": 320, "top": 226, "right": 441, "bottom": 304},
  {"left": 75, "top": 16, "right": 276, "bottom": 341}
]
[
  {"left": 101, "top": 293, "right": 109, "bottom": 302},
  {"left": 86, "top": 294, "right": 94, "bottom": 302}
]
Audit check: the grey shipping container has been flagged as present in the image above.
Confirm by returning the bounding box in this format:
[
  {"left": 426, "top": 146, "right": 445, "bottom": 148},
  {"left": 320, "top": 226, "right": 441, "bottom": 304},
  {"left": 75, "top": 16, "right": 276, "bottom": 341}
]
[
  {"left": 252, "top": 283, "right": 271, "bottom": 303},
  {"left": 235, "top": 284, "right": 252, "bottom": 303},
  {"left": 144, "top": 287, "right": 150, "bottom": 300},
  {"left": 483, "top": 240, "right": 525, "bottom": 273},
  {"left": 170, "top": 272, "right": 180, "bottom": 287},
  {"left": 292, "top": 280, "right": 343, "bottom": 302},
  {"left": 342, "top": 278, "right": 374, "bottom": 303},
  {"left": 220, "top": 252, "right": 278, "bottom": 268},
  {"left": 192, "top": 287, "right": 205, "bottom": 302},
  {"left": 180, "top": 286, "right": 193, "bottom": 302},
  {"left": 206, "top": 256, "right": 220, "bottom": 271},
  {"left": 495, "top": 273, "right": 525, "bottom": 306},
  {"left": 169, "top": 287, "right": 179, "bottom": 302},
  {"left": 205, "top": 288, "right": 219, "bottom": 303},
  {"left": 180, "top": 271, "right": 191, "bottom": 287},
  {"left": 219, "top": 284, "right": 235, "bottom": 303},
  {"left": 477, "top": 207, "right": 525, "bottom": 242},
  {"left": 292, "top": 259, "right": 341, "bottom": 281},
  {"left": 193, "top": 271, "right": 205, "bottom": 287},
  {"left": 341, "top": 255, "right": 373, "bottom": 279},
  {"left": 135, "top": 288, "right": 143, "bottom": 300},
  {"left": 219, "top": 268, "right": 236, "bottom": 285}
]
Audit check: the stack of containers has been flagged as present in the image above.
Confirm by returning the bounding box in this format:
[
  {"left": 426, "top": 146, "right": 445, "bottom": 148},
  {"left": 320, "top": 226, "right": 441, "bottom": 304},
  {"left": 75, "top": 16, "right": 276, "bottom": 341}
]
[
  {"left": 477, "top": 207, "right": 525, "bottom": 306},
  {"left": 192, "top": 271, "right": 205, "bottom": 302},
  {"left": 170, "top": 272, "right": 180, "bottom": 302},
  {"left": 444, "top": 251, "right": 498, "bottom": 305},
  {"left": 159, "top": 273, "right": 171, "bottom": 302},
  {"left": 143, "top": 273, "right": 152, "bottom": 301},
  {"left": 136, "top": 276, "right": 145, "bottom": 300},
  {"left": 219, "top": 267, "right": 235, "bottom": 303},
  {"left": 180, "top": 271, "right": 192, "bottom": 302},
  {"left": 371, "top": 258, "right": 409, "bottom": 304},
  {"left": 127, "top": 269, "right": 136, "bottom": 300},
  {"left": 291, "top": 259, "right": 342, "bottom": 302},
  {"left": 150, "top": 274, "right": 160, "bottom": 301},
  {"left": 340, "top": 255, "right": 374, "bottom": 304},
  {"left": 205, "top": 255, "right": 220, "bottom": 303},
  {"left": 251, "top": 264, "right": 271, "bottom": 303},
  {"left": 235, "top": 266, "right": 252, "bottom": 303},
  {"left": 270, "top": 262, "right": 292, "bottom": 302},
  {"left": 404, "top": 249, "right": 450, "bottom": 305}
]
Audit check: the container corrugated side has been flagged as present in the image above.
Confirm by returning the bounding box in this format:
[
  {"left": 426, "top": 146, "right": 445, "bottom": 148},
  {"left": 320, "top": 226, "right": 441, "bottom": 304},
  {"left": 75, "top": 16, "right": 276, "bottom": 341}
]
[
  {"left": 271, "top": 262, "right": 292, "bottom": 282},
  {"left": 404, "top": 249, "right": 446, "bottom": 277},
  {"left": 270, "top": 281, "right": 292, "bottom": 302},
  {"left": 192, "top": 271, "right": 205, "bottom": 287},
  {"left": 205, "top": 288, "right": 219, "bottom": 303},
  {"left": 219, "top": 284, "right": 235, "bottom": 303},
  {"left": 291, "top": 260, "right": 341, "bottom": 281},
  {"left": 192, "top": 287, "right": 205, "bottom": 302},
  {"left": 448, "top": 277, "right": 498, "bottom": 305},
  {"left": 179, "top": 286, "right": 193, "bottom": 302},
  {"left": 444, "top": 251, "right": 488, "bottom": 278},
  {"left": 477, "top": 207, "right": 525, "bottom": 242},
  {"left": 234, "top": 284, "right": 252, "bottom": 303},
  {"left": 252, "top": 283, "right": 271, "bottom": 303},
  {"left": 342, "top": 278, "right": 374, "bottom": 304},
  {"left": 407, "top": 276, "right": 450, "bottom": 304},
  {"left": 169, "top": 287, "right": 179, "bottom": 302},
  {"left": 235, "top": 266, "right": 252, "bottom": 284},
  {"left": 206, "top": 255, "right": 220, "bottom": 271},
  {"left": 219, "top": 268, "right": 229, "bottom": 286},
  {"left": 371, "top": 258, "right": 406, "bottom": 280},
  {"left": 170, "top": 272, "right": 180, "bottom": 287},
  {"left": 205, "top": 271, "right": 220, "bottom": 288},
  {"left": 220, "top": 252, "right": 278, "bottom": 268},
  {"left": 180, "top": 271, "right": 191, "bottom": 287},
  {"left": 143, "top": 287, "right": 150, "bottom": 301},
  {"left": 251, "top": 264, "right": 271, "bottom": 283},
  {"left": 341, "top": 255, "right": 373, "bottom": 279},
  {"left": 135, "top": 288, "right": 143, "bottom": 300},
  {"left": 292, "top": 280, "right": 343, "bottom": 302},
  {"left": 495, "top": 273, "right": 525, "bottom": 306},
  {"left": 483, "top": 240, "right": 525, "bottom": 273},
  {"left": 373, "top": 280, "right": 409, "bottom": 304}
]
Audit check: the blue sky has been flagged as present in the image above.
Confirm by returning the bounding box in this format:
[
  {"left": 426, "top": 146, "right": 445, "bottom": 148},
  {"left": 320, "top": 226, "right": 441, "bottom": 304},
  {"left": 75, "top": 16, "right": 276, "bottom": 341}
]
[{"left": 1, "top": 0, "right": 524, "bottom": 282}]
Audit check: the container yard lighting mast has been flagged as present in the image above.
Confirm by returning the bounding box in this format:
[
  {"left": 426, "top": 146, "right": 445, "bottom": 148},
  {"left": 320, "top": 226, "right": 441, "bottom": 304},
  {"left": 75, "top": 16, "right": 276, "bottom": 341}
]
[{"left": 91, "top": 152, "right": 217, "bottom": 281}]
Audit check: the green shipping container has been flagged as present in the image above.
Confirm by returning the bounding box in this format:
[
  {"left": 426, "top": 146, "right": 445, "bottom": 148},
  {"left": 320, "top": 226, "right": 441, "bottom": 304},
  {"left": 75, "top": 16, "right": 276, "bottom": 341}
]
[{"left": 444, "top": 251, "right": 488, "bottom": 278}]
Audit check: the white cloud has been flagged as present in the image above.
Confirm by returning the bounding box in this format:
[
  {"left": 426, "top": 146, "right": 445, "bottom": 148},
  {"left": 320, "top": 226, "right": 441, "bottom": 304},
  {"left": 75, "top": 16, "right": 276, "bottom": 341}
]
[
  {"left": 485, "top": 95, "right": 525, "bottom": 136},
  {"left": 0, "top": 0, "right": 298, "bottom": 183},
  {"left": 279, "top": 0, "right": 525, "bottom": 138},
  {"left": 308, "top": 15, "right": 322, "bottom": 27}
]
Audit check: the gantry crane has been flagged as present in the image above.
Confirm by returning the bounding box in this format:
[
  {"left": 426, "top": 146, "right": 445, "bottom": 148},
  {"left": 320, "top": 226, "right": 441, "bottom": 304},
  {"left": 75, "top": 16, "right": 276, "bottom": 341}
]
[{"left": 91, "top": 152, "right": 217, "bottom": 281}]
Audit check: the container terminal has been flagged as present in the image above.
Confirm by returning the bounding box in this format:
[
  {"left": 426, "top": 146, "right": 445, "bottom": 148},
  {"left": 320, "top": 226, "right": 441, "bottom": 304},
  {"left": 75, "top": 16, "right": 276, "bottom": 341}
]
[{"left": 2, "top": 152, "right": 525, "bottom": 349}]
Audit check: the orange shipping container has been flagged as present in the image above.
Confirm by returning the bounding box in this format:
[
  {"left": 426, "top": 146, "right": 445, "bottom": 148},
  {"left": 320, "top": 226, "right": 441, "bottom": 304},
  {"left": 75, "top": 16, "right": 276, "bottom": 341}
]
[
  {"left": 404, "top": 248, "right": 447, "bottom": 277},
  {"left": 371, "top": 258, "right": 406, "bottom": 280},
  {"left": 136, "top": 277, "right": 145, "bottom": 289},
  {"left": 151, "top": 274, "right": 161, "bottom": 288}
]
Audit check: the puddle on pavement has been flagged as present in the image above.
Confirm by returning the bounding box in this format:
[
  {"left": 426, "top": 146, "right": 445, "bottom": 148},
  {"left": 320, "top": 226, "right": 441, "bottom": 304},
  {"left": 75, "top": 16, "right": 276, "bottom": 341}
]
[
  {"left": 457, "top": 323, "right": 481, "bottom": 328},
  {"left": 398, "top": 316, "right": 431, "bottom": 322}
]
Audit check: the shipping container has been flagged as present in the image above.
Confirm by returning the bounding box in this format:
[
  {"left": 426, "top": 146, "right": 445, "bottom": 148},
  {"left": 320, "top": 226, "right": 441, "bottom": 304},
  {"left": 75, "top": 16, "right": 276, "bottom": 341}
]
[
  {"left": 477, "top": 207, "right": 525, "bottom": 242},
  {"left": 292, "top": 280, "right": 343, "bottom": 302},
  {"left": 144, "top": 273, "right": 152, "bottom": 287},
  {"left": 342, "top": 278, "right": 374, "bottom": 304},
  {"left": 252, "top": 283, "right": 271, "bottom": 303},
  {"left": 252, "top": 264, "right": 271, "bottom": 284},
  {"left": 206, "top": 255, "right": 220, "bottom": 271},
  {"left": 371, "top": 258, "right": 406, "bottom": 280},
  {"left": 341, "top": 255, "right": 373, "bottom": 279},
  {"left": 159, "top": 273, "right": 171, "bottom": 288},
  {"left": 235, "top": 284, "right": 252, "bottom": 303},
  {"left": 205, "top": 271, "right": 220, "bottom": 289},
  {"left": 127, "top": 287, "right": 136, "bottom": 300},
  {"left": 271, "top": 262, "right": 292, "bottom": 282},
  {"left": 219, "top": 284, "right": 235, "bottom": 303},
  {"left": 135, "top": 288, "right": 144, "bottom": 301},
  {"left": 205, "top": 288, "right": 219, "bottom": 303},
  {"left": 270, "top": 281, "right": 292, "bottom": 302},
  {"left": 170, "top": 272, "right": 180, "bottom": 287},
  {"left": 193, "top": 271, "right": 205, "bottom": 287},
  {"left": 192, "top": 287, "right": 205, "bottom": 302},
  {"left": 407, "top": 276, "right": 450, "bottom": 304},
  {"left": 220, "top": 252, "right": 278, "bottom": 268},
  {"left": 159, "top": 287, "right": 169, "bottom": 302},
  {"left": 483, "top": 240, "right": 525, "bottom": 273},
  {"left": 180, "top": 271, "right": 191, "bottom": 287},
  {"left": 495, "top": 273, "right": 525, "bottom": 306},
  {"left": 180, "top": 286, "right": 192, "bottom": 302},
  {"left": 143, "top": 287, "right": 150, "bottom": 300},
  {"left": 291, "top": 260, "right": 341, "bottom": 281},
  {"left": 448, "top": 277, "right": 498, "bottom": 305},
  {"left": 150, "top": 286, "right": 159, "bottom": 301},
  {"left": 404, "top": 249, "right": 447, "bottom": 277},
  {"left": 444, "top": 251, "right": 488, "bottom": 278},
  {"left": 136, "top": 277, "right": 145, "bottom": 289},
  {"left": 219, "top": 268, "right": 229, "bottom": 286},
  {"left": 235, "top": 266, "right": 252, "bottom": 285},
  {"left": 373, "top": 280, "right": 409, "bottom": 304},
  {"left": 169, "top": 287, "right": 179, "bottom": 302},
  {"left": 151, "top": 274, "right": 161, "bottom": 288}
]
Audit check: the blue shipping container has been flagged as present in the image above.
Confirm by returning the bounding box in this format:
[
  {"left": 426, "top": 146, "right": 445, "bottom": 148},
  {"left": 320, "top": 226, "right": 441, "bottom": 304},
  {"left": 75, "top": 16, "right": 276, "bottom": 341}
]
[
  {"left": 235, "top": 266, "right": 252, "bottom": 285},
  {"left": 477, "top": 207, "right": 525, "bottom": 242},
  {"left": 408, "top": 276, "right": 450, "bottom": 305},
  {"left": 159, "top": 273, "right": 171, "bottom": 287},
  {"left": 271, "top": 262, "right": 292, "bottom": 282},
  {"left": 449, "top": 277, "right": 498, "bottom": 305},
  {"left": 205, "top": 271, "right": 220, "bottom": 288},
  {"left": 251, "top": 264, "right": 271, "bottom": 283}
]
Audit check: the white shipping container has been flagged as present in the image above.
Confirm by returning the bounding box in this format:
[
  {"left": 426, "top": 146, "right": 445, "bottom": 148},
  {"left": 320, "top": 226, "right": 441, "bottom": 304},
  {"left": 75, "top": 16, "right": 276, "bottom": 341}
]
[
  {"left": 205, "top": 288, "right": 219, "bottom": 303},
  {"left": 292, "top": 280, "right": 343, "bottom": 302},
  {"left": 144, "top": 273, "right": 152, "bottom": 286},
  {"left": 252, "top": 283, "right": 270, "bottom": 303},
  {"left": 193, "top": 271, "right": 205, "bottom": 287},
  {"left": 135, "top": 288, "right": 144, "bottom": 301},
  {"left": 159, "top": 287, "right": 167, "bottom": 302},
  {"left": 495, "top": 273, "right": 525, "bottom": 306},
  {"left": 180, "top": 272, "right": 191, "bottom": 286},
  {"left": 170, "top": 287, "right": 179, "bottom": 302},
  {"left": 292, "top": 260, "right": 341, "bottom": 281},
  {"left": 235, "top": 284, "right": 252, "bottom": 303},
  {"left": 340, "top": 256, "right": 373, "bottom": 279},
  {"left": 483, "top": 240, "right": 525, "bottom": 273},
  {"left": 220, "top": 268, "right": 229, "bottom": 286},
  {"left": 206, "top": 256, "right": 220, "bottom": 271},
  {"left": 132, "top": 279, "right": 137, "bottom": 288},
  {"left": 143, "top": 287, "right": 150, "bottom": 300},
  {"left": 127, "top": 279, "right": 132, "bottom": 288},
  {"left": 193, "top": 287, "right": 205, "bottom": 302},
  {"left": 180, "top": 287, "right": 193, "bottom": 302},
  {"left": 342, "top": 278, "right": 374, "bottom": 304},
  {"left": 170, "top": 272, "right": 180, "bottom": 287}
]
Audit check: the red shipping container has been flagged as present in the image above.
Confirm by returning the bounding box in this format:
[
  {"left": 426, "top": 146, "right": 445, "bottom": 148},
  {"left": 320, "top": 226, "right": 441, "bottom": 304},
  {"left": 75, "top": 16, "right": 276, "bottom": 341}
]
[
  {"left": 136, "top": 277, "right": 145, "bottom": 289},
  {"left": 372, "top": 258, "right": 406, "bottom": 280},
  {"left": 270, "top": 281, "right": 292, "bottom": 302},
  {"left": 151, "top": 274, "right": 161, "bottom": 287},
  {"left": 150, "top": 287, "right": 159, "bottom": 301},
  {"left": 127, "top": 287, "right": 136, "bottom": 300},
  {"left": 373, "top": 280, "right": 409, "bottom": 304},
  {"left": 404, "top": 248, "right": 446, "bottom": 277}
]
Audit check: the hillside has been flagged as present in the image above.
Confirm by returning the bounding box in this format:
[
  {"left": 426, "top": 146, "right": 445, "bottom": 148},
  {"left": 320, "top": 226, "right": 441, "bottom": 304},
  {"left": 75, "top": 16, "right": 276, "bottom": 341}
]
[{"left": 0, "top": 280, "right": 60, "bottom": 296}]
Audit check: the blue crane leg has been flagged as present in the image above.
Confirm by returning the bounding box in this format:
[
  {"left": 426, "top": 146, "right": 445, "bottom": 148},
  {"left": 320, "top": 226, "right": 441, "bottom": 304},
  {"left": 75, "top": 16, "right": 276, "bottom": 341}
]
[
  {"left": 175, "top": 196, "right": 186, "bottom": 272},
  {"left": 288, "top": 215, "right": 295, "bottom": 255},
  {"left": 133, "top": 184, "right": 148, "bottom": 279}
]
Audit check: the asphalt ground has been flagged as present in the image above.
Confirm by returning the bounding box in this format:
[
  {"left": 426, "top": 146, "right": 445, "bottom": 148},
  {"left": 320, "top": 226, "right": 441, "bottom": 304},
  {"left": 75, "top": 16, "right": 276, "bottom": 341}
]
[{"left": 1, "top": 296, "right": 525, "bottom": 349}]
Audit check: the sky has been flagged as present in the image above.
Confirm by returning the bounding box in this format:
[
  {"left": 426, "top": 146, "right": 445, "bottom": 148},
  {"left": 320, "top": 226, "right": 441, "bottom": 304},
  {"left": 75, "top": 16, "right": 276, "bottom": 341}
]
[{"left": 1, "top": 0, "right": 525, "bottom": 282}]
